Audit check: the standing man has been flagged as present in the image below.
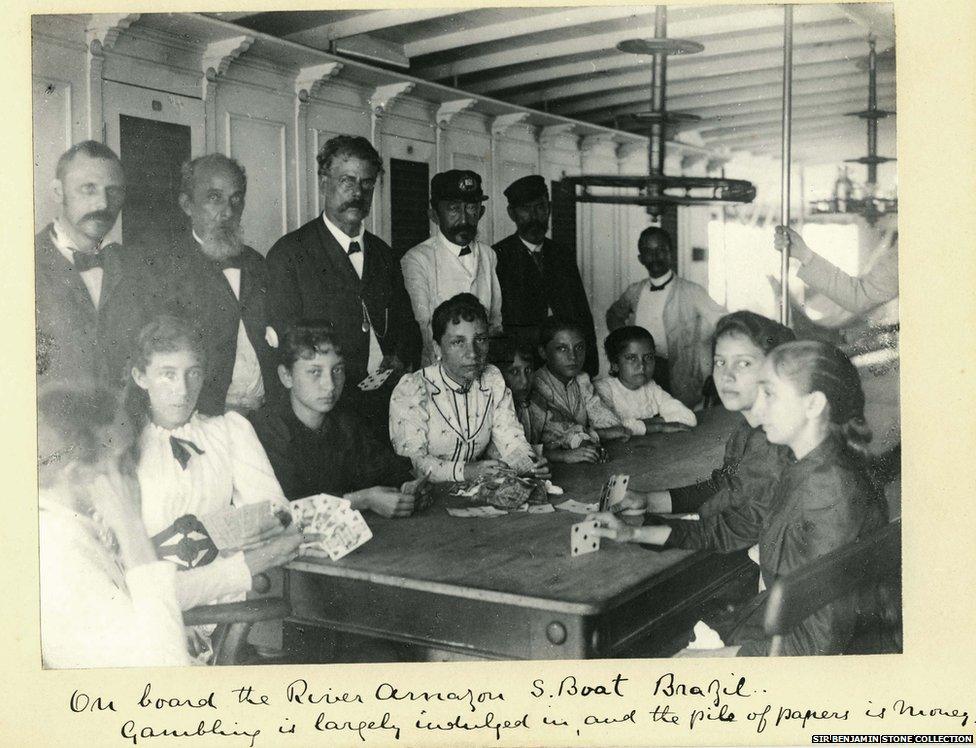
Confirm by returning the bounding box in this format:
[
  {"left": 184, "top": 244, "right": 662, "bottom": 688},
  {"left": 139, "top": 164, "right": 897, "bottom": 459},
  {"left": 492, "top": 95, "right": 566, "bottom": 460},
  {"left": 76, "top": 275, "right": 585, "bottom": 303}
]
[
  {"left": 35, "top": 141, "right": 151, "bottom": 391},
  {"left": 606, "top": 226, "right": 726, "bottom": 408},
  {"left": 157, "top": 153, "right": 277, "bottom": 416},
  {"left": 493, "top": 175, "right": 597, "bottom": 376},
  {"left": 266, "top": 135, "right": 421, "bottom": 437},
  {"left": 400, "top": 170, "right": 503, "bottom": 365}
]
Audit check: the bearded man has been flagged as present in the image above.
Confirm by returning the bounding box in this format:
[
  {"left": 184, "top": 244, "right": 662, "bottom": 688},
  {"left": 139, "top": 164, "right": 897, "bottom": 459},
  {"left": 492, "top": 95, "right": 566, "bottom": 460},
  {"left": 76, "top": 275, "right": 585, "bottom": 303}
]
[{"left": 159, "top": 153, "right": 278, "bottom": 415}]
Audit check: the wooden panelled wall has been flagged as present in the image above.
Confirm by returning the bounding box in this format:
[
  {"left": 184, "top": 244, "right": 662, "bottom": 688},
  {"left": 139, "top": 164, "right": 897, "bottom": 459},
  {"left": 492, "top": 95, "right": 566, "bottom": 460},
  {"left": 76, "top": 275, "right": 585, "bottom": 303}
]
[{"left": 31, "top": 14, "right": 713, "bottom": 371}]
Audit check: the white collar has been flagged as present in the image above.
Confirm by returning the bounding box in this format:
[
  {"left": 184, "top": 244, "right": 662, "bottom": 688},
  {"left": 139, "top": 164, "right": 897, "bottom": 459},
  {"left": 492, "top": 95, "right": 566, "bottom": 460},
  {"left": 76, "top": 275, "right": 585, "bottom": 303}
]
[
  {"left": 322, "top": 212, "right": 365, "bottom": 252},
  {"left": 52, "top": 219, "right": 102, "bottom": 259},
  {"left": 437, "top": 228, "right": 476, "bottom": 257},
  {"left": 649, "top": 270, "right": 674, "bottom": 286},
  {"left": 520, "top": 236, "right": 543, "bottom": 253}
]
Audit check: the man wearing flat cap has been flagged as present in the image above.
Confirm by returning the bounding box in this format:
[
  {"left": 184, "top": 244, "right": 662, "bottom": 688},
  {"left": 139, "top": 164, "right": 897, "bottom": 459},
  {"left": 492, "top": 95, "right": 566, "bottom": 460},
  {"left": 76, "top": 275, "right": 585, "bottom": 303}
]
[
  {"left": 401, "top": 169, "right": 503, "bottom": 364},
  {"left": 493, "top": 175, "right": 598, "bottom": 376}
]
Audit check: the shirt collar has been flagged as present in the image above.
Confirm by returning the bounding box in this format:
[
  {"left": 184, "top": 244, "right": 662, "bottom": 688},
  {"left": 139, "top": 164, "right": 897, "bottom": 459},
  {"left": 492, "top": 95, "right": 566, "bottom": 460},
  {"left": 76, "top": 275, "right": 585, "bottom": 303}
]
[
  {"left": 52, "top": 219, "right": 102, "bottom": 264},
  {"left": 437, "top": 228, "right": 475, "bottom": 257},
  {"left": 322, "top": 212, "right": 365, "bottom": 252},
  {"left": 520, "top": 236, "right": 543, "bottom": 253},
  {"left": 440, "top": 365, "right": 478, "bottom": 393},
  {"left": 649, "top": 270, "right": 674, "bottom": 286}
]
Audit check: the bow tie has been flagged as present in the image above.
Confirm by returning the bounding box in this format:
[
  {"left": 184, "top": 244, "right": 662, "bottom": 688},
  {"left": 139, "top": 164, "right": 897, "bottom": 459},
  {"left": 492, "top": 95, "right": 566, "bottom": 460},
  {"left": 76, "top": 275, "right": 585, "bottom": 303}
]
[
  {"left": 648, "top": 275, "right": 674, "bottom": 292},
  {"left": 72, "top": 251, "right": 103, "bottom": 272},
  {"left": 170, "top": 436, "right": 205, "bottom": 470},
  {"left": 458, "top": 245, "right": 472, "bottom": 257},
  {"left": 348, "top": 241, "right": 362, "bottom": 255}
]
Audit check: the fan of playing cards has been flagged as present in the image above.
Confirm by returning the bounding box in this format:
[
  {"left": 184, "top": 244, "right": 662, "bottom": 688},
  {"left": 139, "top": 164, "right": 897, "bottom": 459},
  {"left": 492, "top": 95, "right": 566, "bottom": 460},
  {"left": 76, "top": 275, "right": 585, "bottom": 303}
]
[
  {"left": 289, "top": 494, "right": 373, "bottom": 561},
  {"left": 198, "top": 500, "right": 284, "bottom": 552}
]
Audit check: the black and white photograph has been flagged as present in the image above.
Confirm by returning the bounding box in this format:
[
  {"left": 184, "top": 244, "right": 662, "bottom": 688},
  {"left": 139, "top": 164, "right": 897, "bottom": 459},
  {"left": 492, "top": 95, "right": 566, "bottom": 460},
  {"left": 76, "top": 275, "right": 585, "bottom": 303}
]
[{"left": 30, "top": 3, "right": 907, "bottom": 674}]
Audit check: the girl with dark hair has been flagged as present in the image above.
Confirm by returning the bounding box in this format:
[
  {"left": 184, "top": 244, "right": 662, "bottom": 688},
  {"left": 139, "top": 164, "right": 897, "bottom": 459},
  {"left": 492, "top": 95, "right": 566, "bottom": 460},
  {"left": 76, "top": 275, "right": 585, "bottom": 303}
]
[
  {"left": 127, "top": 315, "right": 305, "bottom": 659},
  {"left": 594, "top": 326, "right": 697, "bottom": 436},
  {"left": 614, "top": 310, "right": 795, "bottom": 518},
  {"left": 38, "top": 382, "right": 190, "bottom": 668},
  {"left": 596, "top": 340, "right": 888, "bottom": 657}
]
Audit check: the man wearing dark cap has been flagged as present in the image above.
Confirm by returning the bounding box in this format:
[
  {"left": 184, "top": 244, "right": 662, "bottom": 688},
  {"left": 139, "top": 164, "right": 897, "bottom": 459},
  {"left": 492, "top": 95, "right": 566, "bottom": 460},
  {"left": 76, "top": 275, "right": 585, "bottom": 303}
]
[
  {"left": 493, "top": 175, "right": 598, "bottom": 376},
  {"left": 401, "top": 169, "right": 503, "bottom": 364}
]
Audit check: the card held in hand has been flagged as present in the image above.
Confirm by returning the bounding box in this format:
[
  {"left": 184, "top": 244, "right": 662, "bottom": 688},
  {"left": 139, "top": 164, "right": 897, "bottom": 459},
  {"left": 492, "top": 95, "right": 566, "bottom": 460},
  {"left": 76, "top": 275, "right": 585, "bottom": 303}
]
[
  {"left": 199, "top": 500, "right": 274, "bottom": 551},
  {"left": 290, "top": 494, "right": 372, "bottom": 560},
  {"left": 599, "top": 474, "right": 630, "bottom": 512},
  {"left": 570, "top": 519, "right": 601, "bottom": 557}
]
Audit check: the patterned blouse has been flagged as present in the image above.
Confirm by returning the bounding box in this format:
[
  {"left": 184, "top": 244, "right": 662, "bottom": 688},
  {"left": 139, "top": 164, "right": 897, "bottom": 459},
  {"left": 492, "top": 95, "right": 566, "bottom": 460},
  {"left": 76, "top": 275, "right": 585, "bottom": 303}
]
[
  {"left": 528, "top": 367, "right": 622, "bottom": 449},
  {"left": 389, "top": 363, "right": 535, "bottom": 483}
]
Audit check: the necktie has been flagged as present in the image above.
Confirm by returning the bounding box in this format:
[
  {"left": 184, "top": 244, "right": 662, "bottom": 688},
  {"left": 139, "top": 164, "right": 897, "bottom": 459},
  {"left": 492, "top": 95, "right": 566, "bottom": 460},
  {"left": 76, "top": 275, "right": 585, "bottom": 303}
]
[
  {"left": 649, "top": 275, "right": 674, "bottom": 292},
  {"left": 458, "top": 245, "right": 472, "bottom": 257},
  {"left": 217, "top": 254, "right": 243, "bottom": 270},
  {"left": 170, "top": 436, "right": 205, "bottom": 470},
  {"left": 72, "top": 251, "right": 103, "bottom": 272},
  {"left": 529, "top": 248, "right": 544, "bottom": 272},
  {"left": 348, "top": 241, "right": 362, "bottom": 255}
]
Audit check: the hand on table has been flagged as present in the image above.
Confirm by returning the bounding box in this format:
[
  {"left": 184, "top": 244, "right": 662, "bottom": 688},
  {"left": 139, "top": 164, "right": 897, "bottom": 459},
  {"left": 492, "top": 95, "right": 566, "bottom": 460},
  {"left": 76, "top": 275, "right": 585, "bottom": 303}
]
[
  {"left": 550, "top": 445, "right": 601, "bottom": 464},
  {"left": 645, "top": 419, "right": 693, "bottom": 434},
  {"left": 773, "top": 225, "right": 813, "bottom": 263},
  {"left": 589, "top": 512, "right": 639, "bottom": 543},
  {"left": 349, "top": 486, "right": 415, "bottom": 518},
  {"left": 463, "top": 459, "right": 505, "bottom": 482},
  {"left": 598, "top": 425, "right": 631, "bottom": 442},
  {"left": 522, "top": 457, "right": 551, "bottom": 480}
]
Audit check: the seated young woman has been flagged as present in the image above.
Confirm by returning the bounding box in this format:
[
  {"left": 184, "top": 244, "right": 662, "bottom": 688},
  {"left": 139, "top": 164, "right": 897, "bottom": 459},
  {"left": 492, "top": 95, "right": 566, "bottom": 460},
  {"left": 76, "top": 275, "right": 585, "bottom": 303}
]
[
  {"left": 529, "top": 318, "right": 631, "bottom": 464},
  {"left": 595, "top": 340, "right": 889, "bottom": 657},
  {"left": 615, "top": 311, "right": 795, "bottom": 518},
  {"left": 38, "top": 382, "right": 190, "bottom": 668},
  {"left": 126, "top": 316, "right": 306, "bottom": 641},
  {"left": 249, "top": 322, "right": 419, "bottom": 517},
  {"left": 389, "top": 293, "right": 549, "bottom": 483},
  {"left": 595, "top": 326, "right": 697, "bottom": 436}
]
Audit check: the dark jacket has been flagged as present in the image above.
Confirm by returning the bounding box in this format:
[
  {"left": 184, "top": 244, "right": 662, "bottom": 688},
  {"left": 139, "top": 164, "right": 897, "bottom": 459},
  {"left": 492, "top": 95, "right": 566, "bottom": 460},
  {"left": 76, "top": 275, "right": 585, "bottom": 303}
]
[
  {"left": 35, "top": 224, "right": 153, "bottom": 392},
  {"left": 664, "top": 436, "right": 888, "bottom": 656},
  {"left": 265, "top": 217, "right": 421, "bottom": 386},
  {"left": 492, "top": 233, "right": 597, "bottom": 376},
  {"left": 249, "top": 399, "right": 412, "bottom": 500},
  {"left": 669, "top": 414, "right": 793, "bottom": 518},
  {"left": 158, "top": 232, "right": 278, "bottom": 416}
]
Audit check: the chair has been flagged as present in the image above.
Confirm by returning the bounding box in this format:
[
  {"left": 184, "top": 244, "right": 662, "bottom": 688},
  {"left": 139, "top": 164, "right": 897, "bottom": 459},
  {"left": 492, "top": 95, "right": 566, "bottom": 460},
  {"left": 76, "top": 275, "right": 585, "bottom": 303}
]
[
  {"left": 182, "top": 573, "right": 290, "bottom": 665},
  {"left": 763, "top": 519, "right": 901, "bottom": 657}
]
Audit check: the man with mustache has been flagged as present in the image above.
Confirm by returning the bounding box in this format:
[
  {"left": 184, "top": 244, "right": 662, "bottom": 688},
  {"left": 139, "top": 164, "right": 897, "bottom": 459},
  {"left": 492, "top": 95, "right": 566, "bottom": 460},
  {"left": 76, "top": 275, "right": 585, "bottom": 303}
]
[
  {"left": 492, "top": 175, "right": 598, "bottom": 376},
  {"left": 35, "top": 140, "right": 152, "bottom": 391},
  {"left": 606, "top": 226, "right": 726, "bottom": 408},
  {"left": 266, "top": 135, "right": 421, "bottom": 439},
  {"left": 158, "top": 153, "right": 277, "bottom": 416},
  {"left": 401, "top": 170, "right": 503, "bottom": 365}
]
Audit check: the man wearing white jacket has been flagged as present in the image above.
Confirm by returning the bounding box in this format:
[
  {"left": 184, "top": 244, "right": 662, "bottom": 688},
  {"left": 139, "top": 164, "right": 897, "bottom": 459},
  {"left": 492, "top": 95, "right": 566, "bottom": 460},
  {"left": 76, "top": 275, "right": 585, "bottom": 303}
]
[{"left": 401, "top": 170, "right": 503, "bottom": 365}]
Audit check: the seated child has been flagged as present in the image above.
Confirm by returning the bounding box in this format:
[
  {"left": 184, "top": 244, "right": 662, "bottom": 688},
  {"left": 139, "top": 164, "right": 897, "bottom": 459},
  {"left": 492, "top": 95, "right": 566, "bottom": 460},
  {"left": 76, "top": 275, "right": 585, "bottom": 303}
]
[
  {"left": 615, "top": 311, "right": 795, "bottom": 519},
  {"left": 529, "top": 318, "right": 630, "bottom": 464},
  {"left": 249, "top": 322, "right": 418, "bottom": 517},
  {"left": 595, "top": 326, "right": 697, "bottom": 436},
  {"left": 596, "top": 340, "right": 889, "bottom": 657},
  {"left": 497, "top": 338, "right": 538, "bottom": 444},
  {"left": 390, "top": 293, "right": 549, "bottom": 483}
]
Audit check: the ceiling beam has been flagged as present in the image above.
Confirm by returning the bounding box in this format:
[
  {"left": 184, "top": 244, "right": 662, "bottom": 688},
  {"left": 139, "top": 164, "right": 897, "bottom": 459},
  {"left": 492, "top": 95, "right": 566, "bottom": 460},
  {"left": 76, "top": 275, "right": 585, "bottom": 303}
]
[
  {"left": 461, "top": 18, "right": 860, "bottom": 95},
  {"left": 698, "top": 103, "right": 894, "bottom": 138},
  {"left": 704, "top": 117, "right": 890, "bottom": 146},
  {"left": 543, "top": 53, "right": 874, "bottom": 114},
  {"left": 693, "top": 94, "right": 892, "bottom": 133},
  {"left": 415, "top": 4, "right": 845, "bottom": 80},
  {"left": 835, "top": 3, "right": 895, "bottom": 46},
  {"left": 285, "top": 9, "right": 464, "bottom": 46}
]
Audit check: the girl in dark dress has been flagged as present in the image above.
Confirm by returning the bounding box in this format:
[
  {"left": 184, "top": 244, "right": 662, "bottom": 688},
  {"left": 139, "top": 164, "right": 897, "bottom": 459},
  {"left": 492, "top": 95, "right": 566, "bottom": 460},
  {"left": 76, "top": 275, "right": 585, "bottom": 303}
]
[{"left": 596, "top": 340, "right": 889, "bottom": 657}]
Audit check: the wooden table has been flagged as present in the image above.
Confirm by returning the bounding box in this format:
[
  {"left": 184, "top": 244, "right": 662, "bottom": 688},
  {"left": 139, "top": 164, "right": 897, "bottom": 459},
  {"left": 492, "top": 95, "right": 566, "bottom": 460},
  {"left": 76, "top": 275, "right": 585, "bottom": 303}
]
[{"left": 284, "top": 408, "right": 756, "bottom": 661}]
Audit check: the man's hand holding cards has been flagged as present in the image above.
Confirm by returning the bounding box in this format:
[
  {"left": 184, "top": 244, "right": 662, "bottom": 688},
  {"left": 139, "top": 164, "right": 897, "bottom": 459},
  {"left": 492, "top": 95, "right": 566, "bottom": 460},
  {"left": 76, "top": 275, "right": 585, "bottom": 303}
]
[{"left": 290, "top": 494, "right": 373, "bottom": 560}]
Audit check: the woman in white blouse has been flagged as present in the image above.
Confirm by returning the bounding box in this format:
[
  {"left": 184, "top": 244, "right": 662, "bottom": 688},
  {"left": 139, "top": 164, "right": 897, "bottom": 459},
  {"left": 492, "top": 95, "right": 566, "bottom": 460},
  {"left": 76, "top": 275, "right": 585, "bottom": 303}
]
[
  {"left": 38, "top": 382, "right": 190, "bottom": 669},
  {"left": 126, "top": 316, "right": 304, "bottom": 637},
  {"left": 390, "top": 294, "right": 549, "bottom": 483}
]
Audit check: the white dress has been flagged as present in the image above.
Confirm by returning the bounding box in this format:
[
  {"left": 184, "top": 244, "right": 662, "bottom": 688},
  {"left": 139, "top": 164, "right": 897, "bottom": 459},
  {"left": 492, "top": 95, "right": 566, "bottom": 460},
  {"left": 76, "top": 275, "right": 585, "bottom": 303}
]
[
  {"left": 389, "top": 363, "right": 534, "bottom": 482},
  {"left": 137, "top": 411, "right": 288, "bottom": 610},
  {"left": 39, "top": 491, "right": 190, "bottom": 669},
  {"left": 593, "top": 376, "right": 698, "bottom": 436}
]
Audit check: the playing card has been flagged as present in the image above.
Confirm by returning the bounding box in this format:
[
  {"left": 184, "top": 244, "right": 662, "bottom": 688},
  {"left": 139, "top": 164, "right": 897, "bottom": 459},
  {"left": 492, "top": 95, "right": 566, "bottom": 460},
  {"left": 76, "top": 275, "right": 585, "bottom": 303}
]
[
  {"left": 446, "top": 506, "right": 507, "bottom": 518},
  {"left": 570, "top": 519, "right": 601, "bottom": 557},
  {"left": 319, "top": 509, "right": 373, "bottom": 561},
  {"left": 357, "top": 367, "right": 394, "bottom": 392},
  {"left": 555, "top": 498, "right": 599, "bottom": 514},
  {"left": 200, "top": 501, "right": 273, "bottom": 550},
  {"left": 526, "top": 504, "right": 555, "bottom": 514},
  {"left": 599, "top": 474, "right": 630, "bottom": 512}
]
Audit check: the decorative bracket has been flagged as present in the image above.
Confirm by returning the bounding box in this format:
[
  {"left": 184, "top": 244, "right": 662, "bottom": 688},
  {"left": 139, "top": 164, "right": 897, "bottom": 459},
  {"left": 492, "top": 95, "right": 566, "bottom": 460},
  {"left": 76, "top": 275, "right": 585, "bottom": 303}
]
[
  {"left": 202, "top": 35, "right": 255, "bottom": 86},
  {"left": 369, "top": 82, "right": 414, "bottom": 117},
  {"left": 436, "top": 98, "right": 476, "bottom": 129},
  {"left": 540, "top": 123, "right": 577, "bottom": 139},
  {"left": 295, "top": 62, "right": 344, "bottom": 102},
  {"left": 491, "top": 111, "right": 531, "bottom": 137},
  {"left": 86, "top": 13, "right": 140, "bottom": 55}
]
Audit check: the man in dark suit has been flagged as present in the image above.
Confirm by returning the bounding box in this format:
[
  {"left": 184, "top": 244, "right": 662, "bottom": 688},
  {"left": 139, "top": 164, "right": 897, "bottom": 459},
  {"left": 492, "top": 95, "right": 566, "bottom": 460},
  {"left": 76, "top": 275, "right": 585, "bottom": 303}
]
[
  {"left": 35, "top": 141, "right": 152, "bottom": 392},
  {"left": 492, "top": 175, "right": 598, "bottom": 376},
  {"left": 158, "top": 153, "right": 277, "bottom": 416},
  {"left": 265, "top": 135, "right": 421, "bottom": 438}
]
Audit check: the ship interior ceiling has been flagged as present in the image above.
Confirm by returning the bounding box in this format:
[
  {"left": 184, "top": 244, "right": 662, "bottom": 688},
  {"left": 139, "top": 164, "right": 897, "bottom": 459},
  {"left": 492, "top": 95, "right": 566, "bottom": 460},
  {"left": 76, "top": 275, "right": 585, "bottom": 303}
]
[{"left": 32, "top": 5, "right": 897, "bottom": 373}]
